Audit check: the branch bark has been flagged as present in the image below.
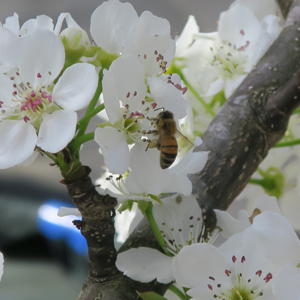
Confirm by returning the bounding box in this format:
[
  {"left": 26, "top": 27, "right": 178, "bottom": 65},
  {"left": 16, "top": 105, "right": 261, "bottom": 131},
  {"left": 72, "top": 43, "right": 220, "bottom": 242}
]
[
  {"left": 67, "top": 1, "right": 300, "bottom": 299},
  {"left": 277, "top": 0, "right": 294, "bottom": 18}
]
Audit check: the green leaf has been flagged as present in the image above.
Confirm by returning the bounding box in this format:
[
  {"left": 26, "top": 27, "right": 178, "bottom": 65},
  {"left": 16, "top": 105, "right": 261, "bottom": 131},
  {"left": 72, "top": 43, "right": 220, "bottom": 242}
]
[
  {"left": 138, "top": 200, "right": 150, "bottom": 215},
  {"left": 148, "top": 194, "right": 163, "bottom": 205},
  {"left": 118, "top": 200, "right": 134, "bottom": 213},
  {"left": 209, "top": 90, "right": 227, "bottom": 108},
  {"left": 137, "top": 291, "right": 168, "bottom": 300}
]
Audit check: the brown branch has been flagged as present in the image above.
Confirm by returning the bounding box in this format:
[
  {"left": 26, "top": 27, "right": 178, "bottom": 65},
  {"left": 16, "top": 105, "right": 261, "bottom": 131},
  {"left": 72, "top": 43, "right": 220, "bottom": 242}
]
[
  {"left": 64, "top": 2, "right": 300, "bottom": 299},
  {"left": 61, "top": 165, "right": 119, "bottom": 290},
  {"left": 277, "top": 0, "right": 294, "bottom": 18}
]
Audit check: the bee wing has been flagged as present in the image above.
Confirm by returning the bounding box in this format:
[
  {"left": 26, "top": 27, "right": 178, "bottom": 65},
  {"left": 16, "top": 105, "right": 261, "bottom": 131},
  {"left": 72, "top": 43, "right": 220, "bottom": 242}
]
[{"left": 176, "top": 130, "right": 194, "bottom": 146}]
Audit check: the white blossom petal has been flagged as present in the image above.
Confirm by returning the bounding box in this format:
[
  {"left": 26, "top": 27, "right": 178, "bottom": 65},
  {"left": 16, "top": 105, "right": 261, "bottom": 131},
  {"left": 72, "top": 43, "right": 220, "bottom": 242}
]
[
  {"left": 0, "top": 120, "right": 37, "bottom": 169},
  {"left": 18, "top": 151, "right": 39, "bottom": 167},
  {"left": 173, "top": 243, "right": 230, "bottom": 297},
  {"left": 20, "top": 15, "right": 54, "bottom": 35},
  {"left": 170, "top": 137, "right": 208, "bottom": 175},
  {"left": 17, "top": 29, "right": 65, "bottom": 88},
  {"left": 37, "top": 110, "right": 77, "bottom": 153},
  {"left": 95, "top": 126, "right": 130, "bottom": 174},
  {"left": 273, "top": 266, "right": 300, "bottom": 300},
  {"left": 175, "top": 15, "right": 199, "bottom": 57},
  {"left": 116, "top": 247, "right": 174, "bottom": 283},
  {"left": 106, "top": 54, "right": 146, "bottom": 109},
  {"left": 53, "top": 63, "right": 98, "bottom": 111},
  {"left": 3, "top": 13, "right": 20, "bottom": 35},
  {"left": 153, "top": 194, "right": 202, "bottom": 250},
  {"left": 219, "top": 4, "right": 261, "bottom": 50},
  {"left": 205, "top": 78, "right": 225, "bottom": 97},
  {"left": 90, "top": 0, "right": 138, "bottom": 54},
  {"left": 251, "top": 212, "right": 300, "bottom": 266},
  {"left": 127, "top": 144, "right": 172, "bottom": 195},
  {"left": 148, "top": 76, "right": 188, "bottom": 119},
  {"left": 122, "top": 11, "right": 175, "bottom": 77},
  {"left": 102, "top": 69, "right": 121, "bottom": 124},
  {"left": 230, "top": 0, "right": 280, "bottom": 22},
  {"left": 224, "top": 75, "right": 246, "bottom": 98},
  {"left": 214, "top": 209, "right": 249, "bottom": 239}
]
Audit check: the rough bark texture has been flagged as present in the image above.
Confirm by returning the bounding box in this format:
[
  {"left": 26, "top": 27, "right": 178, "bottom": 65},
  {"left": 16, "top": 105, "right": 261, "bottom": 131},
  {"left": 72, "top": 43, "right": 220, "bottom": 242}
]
[{"left": 62, "top": 1, "right": 300, "bottom": 299}]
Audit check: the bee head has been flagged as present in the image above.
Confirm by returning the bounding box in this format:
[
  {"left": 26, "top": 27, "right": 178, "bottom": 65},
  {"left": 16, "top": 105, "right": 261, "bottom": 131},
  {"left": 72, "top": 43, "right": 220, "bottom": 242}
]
[{"left": 158, "top": 110, "right": 173, "bottom": 119}]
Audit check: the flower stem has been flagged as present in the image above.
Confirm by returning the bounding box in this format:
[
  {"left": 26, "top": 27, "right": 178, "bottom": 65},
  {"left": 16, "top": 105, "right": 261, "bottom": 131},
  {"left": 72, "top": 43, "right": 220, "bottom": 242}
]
[
  {"left": 273, "top": 138, "right": 300, "bottom": 148},
  {"left": 171, "top": 66, "right": 216, "bottom": 117},
  {"left": 145, "top": 202, "right": 173, "bottom": 257},
  {"left": 76, "top": 103, "right": 105, "bottom": 131},
  {"left": 76, "top": 69, "right": 104, "bottom": 136},
  {"left": 168, "top": 285, "right": 186, "bottom": 300},
  {"left": 248, "top": 178, "right": 265, "bottom": 186},
  {"left": 69, "top": 132, "right": 95, "bottom": 151}
]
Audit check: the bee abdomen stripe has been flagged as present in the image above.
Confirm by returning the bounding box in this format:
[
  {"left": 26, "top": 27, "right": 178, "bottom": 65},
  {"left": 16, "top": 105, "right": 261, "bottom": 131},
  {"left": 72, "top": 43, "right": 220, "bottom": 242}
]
[
  {"left": 161, "top": 151, "right": 177, "bottom": 159},
  {"left": 161, "top": 145, "right": 178, "bottom": 148}
]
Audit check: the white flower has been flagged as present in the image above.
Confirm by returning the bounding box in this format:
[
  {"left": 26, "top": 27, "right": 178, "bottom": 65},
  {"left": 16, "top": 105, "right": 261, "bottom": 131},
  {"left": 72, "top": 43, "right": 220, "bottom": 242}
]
[
  {"left": 95, "top": 54, "right": 188, "bottom": 174},
  {"left": 90, "top": 0, "right": 175, "bottom": 79},
  {"left": 173, "top": 220, "right": 278, "bottom": 300},
  {"left": 124, "top": 137, "right": 209, "bottom": 196},
  {"left": 0, "top": 29, "right": 98, "bottom": 168},
  {"left": 116, "top": 194, "right": 214, "bottom": 284},
  {"left": 178, "top": 1, "right": 282, "bottom": 99},
  {"left": 214, "top": 194, "right": 282, "bottom": 239}
]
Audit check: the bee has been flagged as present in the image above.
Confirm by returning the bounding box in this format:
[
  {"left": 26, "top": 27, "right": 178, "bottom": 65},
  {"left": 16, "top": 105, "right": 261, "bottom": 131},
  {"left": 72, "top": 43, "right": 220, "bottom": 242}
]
[{"left": 145, "top": 110, "right": 192, "bottom": 169}]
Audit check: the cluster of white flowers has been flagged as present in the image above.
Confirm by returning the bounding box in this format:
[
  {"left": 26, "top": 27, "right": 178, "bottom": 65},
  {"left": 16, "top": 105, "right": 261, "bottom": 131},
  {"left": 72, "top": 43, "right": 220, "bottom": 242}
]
[{"left": 1, "top": 0, "right": 300, "bottom": 298}]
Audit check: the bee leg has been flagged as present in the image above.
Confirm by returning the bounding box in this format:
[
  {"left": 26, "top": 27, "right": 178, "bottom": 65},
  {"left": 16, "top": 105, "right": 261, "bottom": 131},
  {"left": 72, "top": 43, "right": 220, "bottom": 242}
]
[
  {"left": 145, "top": 130, "right": 159, "bottom": 136},
  {"left": 145, "top": 139, "right": 160, "bottom": 151},
  {"left": 147, "top": 116, "right": 159, "bottom": 121}
]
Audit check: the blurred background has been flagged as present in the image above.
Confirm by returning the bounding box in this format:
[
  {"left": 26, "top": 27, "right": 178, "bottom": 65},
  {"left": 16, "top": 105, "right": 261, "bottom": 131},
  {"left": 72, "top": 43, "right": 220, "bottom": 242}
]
[{"left": 0, "top": 0, "right": 233, "bottom": 299}]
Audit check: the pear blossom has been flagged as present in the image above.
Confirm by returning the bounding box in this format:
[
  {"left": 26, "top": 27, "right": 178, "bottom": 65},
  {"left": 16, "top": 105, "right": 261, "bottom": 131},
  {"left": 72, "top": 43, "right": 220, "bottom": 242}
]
[
  {"left": 0, "top": 29, "right": 98, "bottom": 168},
  {"left": 95, "top": 53, "right": 188, "bottom": 174},
  {"left": 175, "top": 0, "right": 282, "bottom": 99},
  {"left": 0, "top": 12, "right": 77, "bottom": 38},
  {"left": 116, "top": 194, "right": 218, "bottom": 284},
  {"left": 173, "top": 219, "right": 278, "bottom": 300},
  {"left": 90, "top": 0, "right": 175, "bottom": 79},
  {"left": 214, "top": 194, "right": 282, "bottom": 239}
]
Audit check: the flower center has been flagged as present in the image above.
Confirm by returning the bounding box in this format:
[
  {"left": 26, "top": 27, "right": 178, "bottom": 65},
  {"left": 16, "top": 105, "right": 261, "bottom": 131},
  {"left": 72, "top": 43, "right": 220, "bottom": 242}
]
[
  {"left": 210, "top": 41, "right": 249, "bottom": 79},
  {"left": 207, "top": 255, "right": 272, "bottom": 300},
  {"left": 0, "top": 70, "right": 60, "bottom": 128},
  {"left": 116, "top": 98, "right": 158, "bottom": 145}
]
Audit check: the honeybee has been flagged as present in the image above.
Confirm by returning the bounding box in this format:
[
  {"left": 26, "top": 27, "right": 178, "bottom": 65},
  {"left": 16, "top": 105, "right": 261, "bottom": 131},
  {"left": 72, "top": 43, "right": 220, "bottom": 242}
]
[{"left": 145, "top": 110, "right": 193, "bottom": 169}]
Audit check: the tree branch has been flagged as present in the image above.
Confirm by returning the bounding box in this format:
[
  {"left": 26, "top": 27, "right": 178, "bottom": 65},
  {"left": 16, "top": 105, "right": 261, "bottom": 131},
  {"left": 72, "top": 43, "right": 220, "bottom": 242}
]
[{"left": 277, "top": 0, "right": 294, "bottom": 18}]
